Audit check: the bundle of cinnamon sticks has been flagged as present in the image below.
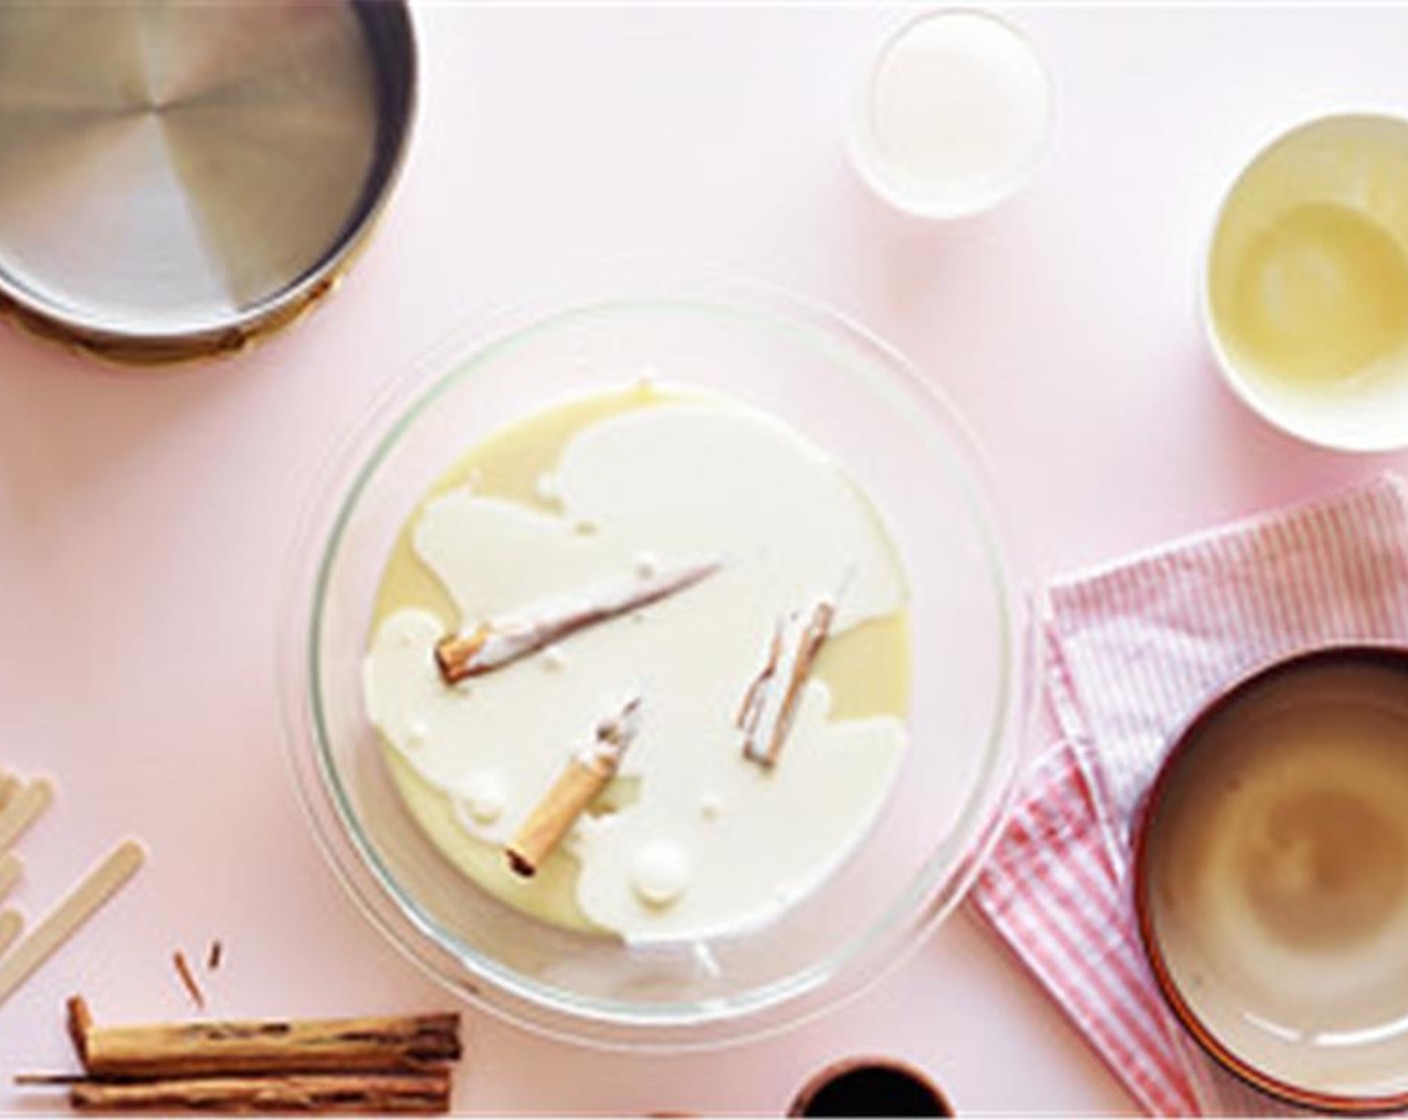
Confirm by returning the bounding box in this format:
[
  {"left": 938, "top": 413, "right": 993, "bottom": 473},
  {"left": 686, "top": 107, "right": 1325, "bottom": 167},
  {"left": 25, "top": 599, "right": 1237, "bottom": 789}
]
[{"left": 18, "top": 997, "right": 461, "bottom": 1114}]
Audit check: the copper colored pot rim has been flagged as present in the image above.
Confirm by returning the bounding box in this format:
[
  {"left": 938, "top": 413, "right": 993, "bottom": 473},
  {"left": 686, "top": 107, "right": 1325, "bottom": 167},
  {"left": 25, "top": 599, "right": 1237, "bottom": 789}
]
[{"left": 1132, "top": 641, "right": 1408, "bottom": 1114}]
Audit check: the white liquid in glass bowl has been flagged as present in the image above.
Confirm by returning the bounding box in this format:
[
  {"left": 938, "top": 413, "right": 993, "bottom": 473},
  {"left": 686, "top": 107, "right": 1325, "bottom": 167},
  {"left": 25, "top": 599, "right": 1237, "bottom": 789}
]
[{"left": 282, "top": 280, "right": 1032, "bottom": 1048}]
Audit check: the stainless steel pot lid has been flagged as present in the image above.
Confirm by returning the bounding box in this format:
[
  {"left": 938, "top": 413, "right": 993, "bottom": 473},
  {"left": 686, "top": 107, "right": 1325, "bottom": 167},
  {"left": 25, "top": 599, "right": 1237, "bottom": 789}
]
[{"left": 0, "top": 0, "right": 414, "bottom": 363}]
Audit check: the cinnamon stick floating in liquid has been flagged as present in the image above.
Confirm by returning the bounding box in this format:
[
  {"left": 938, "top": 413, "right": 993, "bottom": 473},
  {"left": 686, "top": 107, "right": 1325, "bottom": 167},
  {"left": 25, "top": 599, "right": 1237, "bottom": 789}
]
[
  {"left": 67, "top": 997, "right": 462, "bottom": 1078},
  {"left": 506, "top": 697, "right": 642, "bottom": 877},
  {"left": 737, "top": 598, "right": 835, "bottom": 769},
  {"left": 67, "top": 1070, "right": 452, "bottom": 1115},
  {"left": 435, "top": 560, "right": 719, "bottom": 683}
]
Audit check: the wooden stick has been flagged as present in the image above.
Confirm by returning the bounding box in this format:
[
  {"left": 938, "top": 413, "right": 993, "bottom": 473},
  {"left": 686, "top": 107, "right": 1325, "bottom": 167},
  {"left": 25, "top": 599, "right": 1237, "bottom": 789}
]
[
  {"left": 436, "top": 560, "right": 719, "bottom": 683},
  {"left": 506, "top": 697, "right": 641, "bottom": 877},
  {"left": 173, "top": 950, "right": 205, "bottom": 1010},
  {"left": 0, "top": 839, "right": 144, "bottom": 1008},
  {"left": 0, "top": 777, "right": 54, "bottom": 853},
  {"left": 67, "top": 1070, "right": 452, "bottom": 1114},
  {"left": 67, "top": 998, "right": 462, "bottom": 1078},
  {"left": 737, "top": 598, "right": 835, "bottom": 769},
  {"left": 68, "top": 990, "right": 93, "bottom": 1055},
  {"left": 13, "top": 1073, "right": 83, "bottom": 1085},
  {"left": 0, "top": 851, "right": 21, "bottom": 903},
  {"left": 0, "top": 908, "right": 22, "bottom": 956},
  {"left": 0, "top": 771, "right": 18, "bottom": 814}
]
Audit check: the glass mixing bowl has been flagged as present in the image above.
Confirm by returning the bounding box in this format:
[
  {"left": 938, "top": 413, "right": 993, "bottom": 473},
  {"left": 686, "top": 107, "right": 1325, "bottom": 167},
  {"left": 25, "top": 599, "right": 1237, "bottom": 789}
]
[{"left": 280, "top": 279, "right": 1031, "bottom": 1048}]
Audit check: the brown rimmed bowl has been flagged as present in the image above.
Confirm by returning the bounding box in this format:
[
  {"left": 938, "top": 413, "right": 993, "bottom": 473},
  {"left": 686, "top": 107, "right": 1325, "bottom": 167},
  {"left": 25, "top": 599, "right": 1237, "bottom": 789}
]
[{"left": 1134, "top": 644, "right": 1408, "bottom": 1112}]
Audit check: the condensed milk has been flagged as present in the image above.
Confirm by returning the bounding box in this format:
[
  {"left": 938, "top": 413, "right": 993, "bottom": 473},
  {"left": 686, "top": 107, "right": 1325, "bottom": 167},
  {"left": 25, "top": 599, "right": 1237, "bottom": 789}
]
[{"left": 1204, "top": 114, "right": 1408, "bottom": 451}]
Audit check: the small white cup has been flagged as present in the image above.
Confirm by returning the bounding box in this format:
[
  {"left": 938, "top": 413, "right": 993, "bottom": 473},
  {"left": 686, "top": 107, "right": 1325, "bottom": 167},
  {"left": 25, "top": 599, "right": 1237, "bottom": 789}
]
[
  {"left": 1203, "top": 112, "right": 1408, "bottom": 452},
  {"left": 847, "top": 9, "right": 1053, "bottom": 220}
]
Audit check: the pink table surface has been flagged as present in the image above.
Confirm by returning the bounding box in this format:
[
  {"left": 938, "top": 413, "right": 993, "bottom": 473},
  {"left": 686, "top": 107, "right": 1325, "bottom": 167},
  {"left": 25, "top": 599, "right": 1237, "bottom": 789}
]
[{"left": 0, "top": 5, "right": 1404, "bottom": 1115}]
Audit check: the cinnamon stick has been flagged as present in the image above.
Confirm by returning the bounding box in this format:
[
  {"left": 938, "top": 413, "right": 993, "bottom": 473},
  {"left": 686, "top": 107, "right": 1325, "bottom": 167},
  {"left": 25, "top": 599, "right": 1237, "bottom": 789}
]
[
  {"left": 737, "top": 598, "right": 835, "bottom": 769},
  {"left": 67, "top": 997, "right": 461, "bottom": 1078},
  {"left": 506, "top": 697, "right": 642, "bottom": 877},
  {"left": 436, "top": 560, "right": 718, "bottom": 683},
  {"left": 67, "top": 1070, "right": 451, "bottom": 1114},
  {"left": 173, "top": 950, "right": 205, "bottom": 1010}
]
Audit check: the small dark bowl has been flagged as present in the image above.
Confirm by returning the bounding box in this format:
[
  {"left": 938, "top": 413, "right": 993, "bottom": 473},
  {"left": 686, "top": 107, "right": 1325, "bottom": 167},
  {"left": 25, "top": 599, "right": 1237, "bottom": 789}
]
[
  {"left": 1134, "top": 644, "right": 1408, "bottom": 1113},
  {"left": 788, "top": 1057, "right": 953, "bottom": 1117}
]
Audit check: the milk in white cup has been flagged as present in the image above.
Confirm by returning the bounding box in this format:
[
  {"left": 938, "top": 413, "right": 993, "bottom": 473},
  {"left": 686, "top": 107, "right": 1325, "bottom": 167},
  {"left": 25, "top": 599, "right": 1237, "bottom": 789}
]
[{"left": 848, "top": 10, "right": 1052, "bottom": 220}]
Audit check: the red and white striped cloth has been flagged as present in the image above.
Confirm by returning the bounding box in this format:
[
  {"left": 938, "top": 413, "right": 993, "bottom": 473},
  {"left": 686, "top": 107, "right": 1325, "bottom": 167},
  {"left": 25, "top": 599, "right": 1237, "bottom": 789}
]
[{"left": 970, "top": 474, "right": 1408, "bottom": 1116}]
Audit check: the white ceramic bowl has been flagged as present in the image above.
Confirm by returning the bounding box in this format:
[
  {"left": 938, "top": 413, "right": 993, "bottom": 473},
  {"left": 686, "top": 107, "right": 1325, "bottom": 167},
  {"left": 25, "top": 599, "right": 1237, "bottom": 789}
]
[
  {"left": 281, "top": 279, "right": 1033, "bottom": 1048},
  {"left": 1203, "top": 112, "right": 1408, "bottom": 451}
]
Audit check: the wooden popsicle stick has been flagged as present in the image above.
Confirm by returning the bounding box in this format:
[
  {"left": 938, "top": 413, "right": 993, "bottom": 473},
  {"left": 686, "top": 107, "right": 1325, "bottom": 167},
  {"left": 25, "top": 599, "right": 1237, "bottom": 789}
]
[
  {"left": 0, "top": 778, "right": 54, "bottom": 853},
  {"left": 0, "top": 908, "right": 22, "bottom": 956},
  {"left": 0, "top": 839, "right": 144, "bottom": 1007},
  {"left": 0, "top": 772, "right": 17, "bottom": 814},
  {"left": 0, "top": 852, "right": 20, "bottom": 903}
]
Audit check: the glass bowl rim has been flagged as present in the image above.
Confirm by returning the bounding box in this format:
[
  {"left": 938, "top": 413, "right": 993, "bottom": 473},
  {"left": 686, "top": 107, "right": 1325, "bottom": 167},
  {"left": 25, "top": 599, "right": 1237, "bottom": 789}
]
[{"left": 278, "top": 274, "right": 1035, "bottom": 1049}]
